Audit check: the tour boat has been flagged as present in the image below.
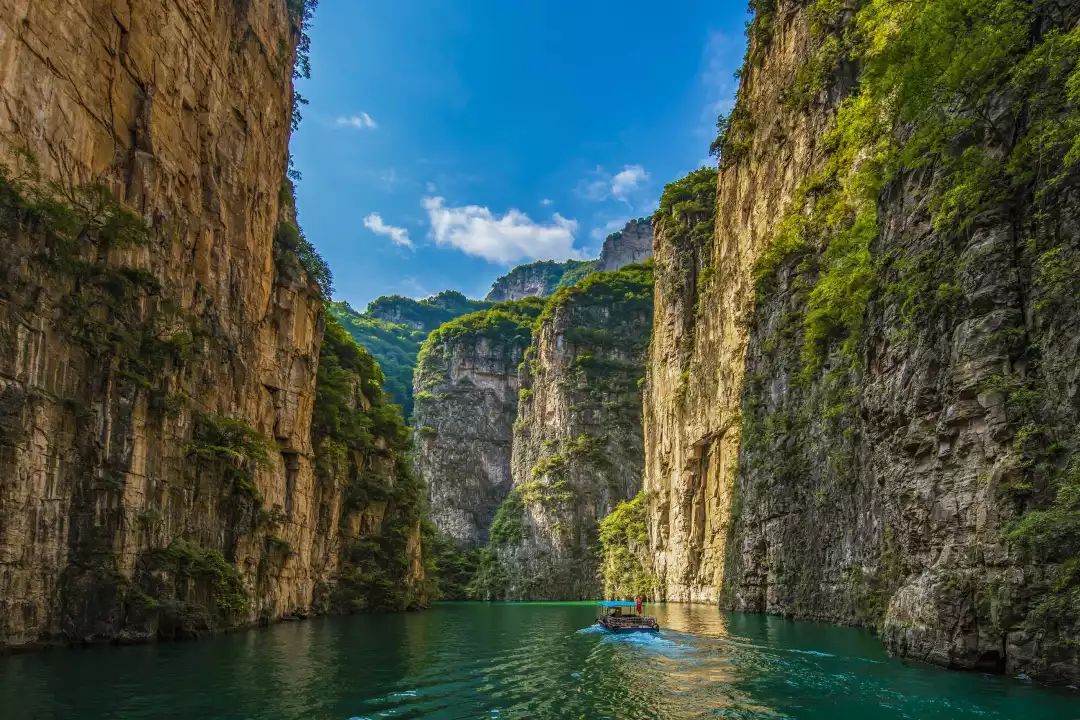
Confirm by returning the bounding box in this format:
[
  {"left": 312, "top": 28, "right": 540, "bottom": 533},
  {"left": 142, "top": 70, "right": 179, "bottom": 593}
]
[{"left": 596, "top": 600, "right": 659, "bottom": 633}]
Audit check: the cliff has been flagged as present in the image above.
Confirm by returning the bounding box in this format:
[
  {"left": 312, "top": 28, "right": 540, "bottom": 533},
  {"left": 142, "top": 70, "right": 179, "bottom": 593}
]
[
  {"left": 0, "top": 0, "right": 423, "bottom": 647},
  {"left": 413, "top": 299, "right": 544, "bottom": 548},
  {"left": 312, "top": 317, "right": 428, "bottom": 612},
  {"left": 330, "top": 292, "right": 490, "bottom": 417},
  {"left": 485, "top": 259, "right": 596, "bottom": 302},
  {"left": 642, "top": 0, "right": 1080, "bottom": 685},
  {"left": 596, "top": 218, "right": 654, "bottom": 271},
  {"left": 475, "top": 264, "right": 652, "bottom": 600}
]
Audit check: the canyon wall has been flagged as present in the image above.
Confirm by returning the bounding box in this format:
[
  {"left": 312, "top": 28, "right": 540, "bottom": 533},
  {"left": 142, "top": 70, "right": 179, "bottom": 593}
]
[
  {"left": 0, "top": 0, "right": 423, "bottom": 647},
  {"left": 485, "top": 260, "right": 595, "bottom": 302},
  {"left": 596, "top": 218, "right": 653, "bottom": 272},
  {"left": 413, "top": 299, "right": 542, "bottom": 547},
  {"left": 643, "top": 0, "right": 1079, "bottom": 684},
  {"left": 475, "top": 265, "right": 652, "bottom": 600}
]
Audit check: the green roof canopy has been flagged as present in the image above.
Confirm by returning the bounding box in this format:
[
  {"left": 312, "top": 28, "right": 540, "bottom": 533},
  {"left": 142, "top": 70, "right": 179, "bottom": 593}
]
[{"left": 597, "top": 601, "right": 636, "bottom": 608}]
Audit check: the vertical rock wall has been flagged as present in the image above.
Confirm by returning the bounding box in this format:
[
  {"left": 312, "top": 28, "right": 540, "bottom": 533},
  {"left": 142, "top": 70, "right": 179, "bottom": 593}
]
[
  {"left": 0, "top": 0, "right": 355, "bottom": 646},
  {"left": 413, "top": 300, "right": 543, "bottom": 547},
  {"left": 479, "top": 266, "right": 652, "bottom": 600},
  {"left": 644, "top": 4, "right": 838, "bottom": 602},
  {"left": 644, "top": 0, "right": 1079, "bottom": 685}
]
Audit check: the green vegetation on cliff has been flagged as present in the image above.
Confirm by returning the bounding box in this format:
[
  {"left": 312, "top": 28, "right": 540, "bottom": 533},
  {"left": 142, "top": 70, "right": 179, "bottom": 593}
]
[
  {"left": 599, "top": 491, "right": 657, "bottom": 599},
  {"left": 313, "top": 315, "right": 430, "bottom": 612},
  {"left": 470, "top": 263, "right": 654, "bottom": 601},
  {"left": 329, "top": 292, "right": 492, "bottom": 417},
  {"left": 485, "top": 259, "right": 597, "bottom": 300},
  {"left": 736, "top": 0, "right": 1080, "bottom": 649}
]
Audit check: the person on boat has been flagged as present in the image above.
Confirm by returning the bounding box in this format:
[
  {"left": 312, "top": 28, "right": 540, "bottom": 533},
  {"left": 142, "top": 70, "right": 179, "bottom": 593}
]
[{"left": 635, "top": 596, "right": 643, "bottom": 614}]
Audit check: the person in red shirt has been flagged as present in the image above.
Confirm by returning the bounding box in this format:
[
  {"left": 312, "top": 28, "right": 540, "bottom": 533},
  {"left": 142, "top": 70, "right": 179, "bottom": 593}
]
[{"left": 635, "top": 596, "right": 643, "bottom": 614}]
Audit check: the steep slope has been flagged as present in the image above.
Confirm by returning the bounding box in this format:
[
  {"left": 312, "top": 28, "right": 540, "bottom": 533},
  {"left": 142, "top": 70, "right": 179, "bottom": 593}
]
[
  {"left": 475, "top": 265, "right": 653, "bottom": 600},
  {"left": 330, "top": 292, "right": 492, "bottom": 416},
  {"left": 643, "top": 0, "right": 1080, "bottom": 684},
  {"left": 0, "top": 0, "right": 425, "bottom": 647},
  {"left": 312, "top": 317, "right": 428, "bottom": 612},
  {"left": 412, "top": 299, "right": 544, "bottom": 548},
  {"left": 596, "top": 218, "right": 654, "bottom": 271}
]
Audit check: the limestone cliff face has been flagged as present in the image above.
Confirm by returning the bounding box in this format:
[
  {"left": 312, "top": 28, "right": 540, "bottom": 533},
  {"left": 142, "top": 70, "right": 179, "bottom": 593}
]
[
  {"left": 596, "top": 218, "right": 653, "bottom": 272},
  {"left": 0, "top": 0, "right": 419, "bottom": 647},
  {"left": 413, "top": 300, "right": 542, "bottom": 547},
  {"left": 476, "top": 266, "right": 652, "bottom": 600},
  {"left": 644, "top": 0, "right": 1079, "bottom": 685},
  {"left": 485, "top": 260, "right": 594, "bottom": 302}
]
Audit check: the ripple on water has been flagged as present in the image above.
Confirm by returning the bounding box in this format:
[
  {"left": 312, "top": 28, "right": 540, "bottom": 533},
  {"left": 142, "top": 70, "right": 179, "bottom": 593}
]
[{"left": 2, "top": 604, "right": 1077, "bottom": 720}]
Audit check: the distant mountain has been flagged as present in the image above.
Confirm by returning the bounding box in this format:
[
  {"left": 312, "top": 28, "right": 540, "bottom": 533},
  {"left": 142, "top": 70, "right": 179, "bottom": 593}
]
[
  {"left": 329, "top": 291, "right": 493, "bottom": 417},
  {"left": 484, "top": 259, "right": 596, "bottom": 302},
  {"left": 597, "top": 218, "right": 653, "bottom": 271},
  {"left": 484, "top": 219, "right": 654, "bottom": 301}
]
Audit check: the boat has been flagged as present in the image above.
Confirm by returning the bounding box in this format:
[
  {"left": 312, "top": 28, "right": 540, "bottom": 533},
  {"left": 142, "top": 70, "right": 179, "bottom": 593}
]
[{"left": 596, "top": 600, "right": 659, "bottom": 633}]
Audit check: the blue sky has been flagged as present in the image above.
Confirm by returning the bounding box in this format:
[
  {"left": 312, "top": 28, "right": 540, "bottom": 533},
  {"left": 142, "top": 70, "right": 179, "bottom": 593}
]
[{"left": 290, "top": 1, "right": 749, "bottom": 310}]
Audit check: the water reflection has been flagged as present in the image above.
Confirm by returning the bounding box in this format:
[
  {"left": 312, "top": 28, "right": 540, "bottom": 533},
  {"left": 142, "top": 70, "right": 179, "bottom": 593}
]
[{"left": 0, "top": 603, "right": 1076, "bottom": 720}]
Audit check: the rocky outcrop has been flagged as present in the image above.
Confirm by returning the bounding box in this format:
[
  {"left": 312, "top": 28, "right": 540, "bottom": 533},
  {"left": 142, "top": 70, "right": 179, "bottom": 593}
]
[
  {"left": 596, "top": 218, "right": 653, "bottom": 271},
  {"left": 413, "top": 300, "right": 543, "bottom": 547},
  {"left": 364, "top": 291, "right": 490, "bottom": 331},
  {"left": 0, "top": 0, "right": 424, "bottom": 647},
  {"left": 331, "top": 292, "right": 491, "bottom": 417},
  {"left": 485, "top": 260, "right": 595, "bottom": 301},
  {"left": 476, "top": 265, "right": 652, "bottom": 599},
  {"left": 643, "top": 0, "right": 1080, "bottom": 685}
]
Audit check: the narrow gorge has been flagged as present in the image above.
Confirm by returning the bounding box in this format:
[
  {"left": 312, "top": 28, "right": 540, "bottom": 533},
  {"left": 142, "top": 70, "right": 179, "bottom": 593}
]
[
  {"left": 0, "top": 0, "right": 1077, "bottom": 704},
  {"left": 0, "top": 0, "right": 425, "bottom": 648}
]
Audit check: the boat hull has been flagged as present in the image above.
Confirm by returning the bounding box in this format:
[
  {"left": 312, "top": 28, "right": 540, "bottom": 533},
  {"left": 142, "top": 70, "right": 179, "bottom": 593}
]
[{"left": 597, "top": 616, "right": 659, "bottom": 633}]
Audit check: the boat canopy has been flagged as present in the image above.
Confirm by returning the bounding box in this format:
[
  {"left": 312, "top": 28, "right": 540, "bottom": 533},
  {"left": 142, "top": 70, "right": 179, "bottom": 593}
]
[{"left": 597, "top": 600, "right": 637, "bottom": 608}]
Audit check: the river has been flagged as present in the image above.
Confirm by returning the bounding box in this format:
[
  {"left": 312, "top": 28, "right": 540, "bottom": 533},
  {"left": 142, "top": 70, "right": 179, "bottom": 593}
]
[{"left": 1, "top": 603, "right": 1076, "bottom": 719}]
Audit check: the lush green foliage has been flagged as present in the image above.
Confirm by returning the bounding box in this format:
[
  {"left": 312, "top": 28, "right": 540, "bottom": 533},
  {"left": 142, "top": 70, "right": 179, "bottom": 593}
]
[
  {"left": 488, "top": 489, "right": 527, "bottom": 545},
  {"left": 188, "top": 413, "right": 275, "bottom": 500},
  {"left": 276, "top": 178, "right": 331, "bottom": 296},
  {"left": 424, "top": 525, "right": 481, "bottom": 600},
  {"left": 535, "top": 263, "right": 653, "bottom": 330},
  {"left": 147, "top": 539, "right": 250, "bottom": 620},
  {"left": 655, "top": 168, "right": 718, "bottom": 239},
  {"left": 313, "top": 315, "right": 428, "bottom": 612},
  {"left": 556, "top": 259, "right": 599, "bottom": 288},
  {"left": 599, "top": 492, "right": 657, "bottom": 599},
  {"left": 367, "top": 290, "right": 492, "bottom": 331},
  {"left": 486, "top": 259, "right": 597, "bottom": 300},
  {"left": 330, "top": 293, "right": 494, "bottom": 416},
  {"left": 424, "top": 297, "right": 544, "bottom": 356}
]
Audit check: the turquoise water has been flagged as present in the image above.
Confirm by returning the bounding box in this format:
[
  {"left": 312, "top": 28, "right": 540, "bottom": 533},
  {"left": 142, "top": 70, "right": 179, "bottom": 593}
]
[{"left": 0, "top": 603, "right": 1076, "bottom": 719}]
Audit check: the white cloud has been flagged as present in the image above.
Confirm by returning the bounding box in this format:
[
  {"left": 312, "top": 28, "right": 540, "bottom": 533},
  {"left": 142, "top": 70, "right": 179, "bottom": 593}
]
[
  {"left": 611, "top": 165, "right": 649, "bottom": 201},
  {"left": 577, "top": 164, "right": 651, "bottom": 204},
  {"left": 540, "top": 198, "right": 553, "bottom": 206},
  {"left": 336, "top": 112, "right": 378, "bottom": 130},
  {"left": 422, "top": 196, "right": 580, "bottom": 265},
  {"left": 363, "top": 213, "right": 412, "bottom": 248}
]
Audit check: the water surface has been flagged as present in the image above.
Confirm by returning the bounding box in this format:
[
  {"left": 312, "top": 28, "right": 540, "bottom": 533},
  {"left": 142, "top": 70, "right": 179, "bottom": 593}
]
[{"left": 1, "top": 603, "right": 1076, "bottom": 719}]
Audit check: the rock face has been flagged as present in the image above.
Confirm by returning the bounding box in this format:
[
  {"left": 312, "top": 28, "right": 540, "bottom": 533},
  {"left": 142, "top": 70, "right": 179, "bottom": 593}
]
[
  {"left": 643, "top": 0, "right": 1079, "bottom": 685},
  {"left": 476, "top": 266, "right": 653, "bottom": 599},
  {"left": 485, "top": 260, "right": 595, "bottom": 301},
  {"left": 413, "top": 300, "right": 543, "bottom": 547},
  {"left": 331, "top": 292, "right": 491, "bottom": 417},
  {"left": 0, "top": 0, "right": 424, "bottom": 647},
  {"left": 596, "top": 218, "right": 653, "bottom": 271}
]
